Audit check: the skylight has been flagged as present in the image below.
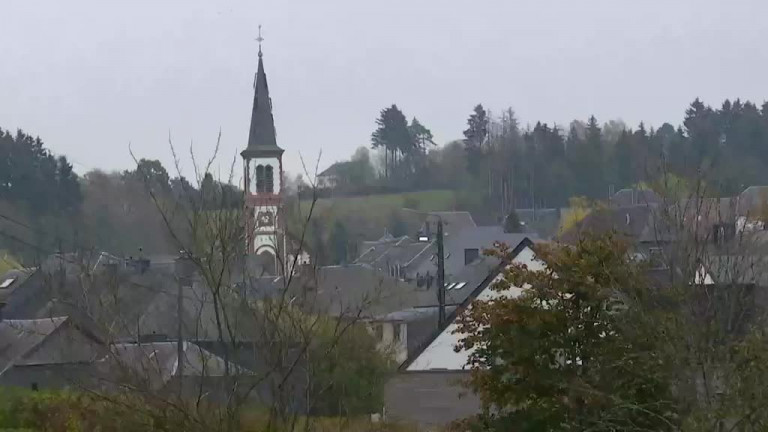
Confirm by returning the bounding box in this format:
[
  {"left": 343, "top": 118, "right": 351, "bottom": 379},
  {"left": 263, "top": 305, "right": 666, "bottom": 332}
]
[
  {"left": 455, "top": 282, "right": 467, "bottom": 290},
  {"left": 0, "top": 277, "right": 16, "bottom": 289}
]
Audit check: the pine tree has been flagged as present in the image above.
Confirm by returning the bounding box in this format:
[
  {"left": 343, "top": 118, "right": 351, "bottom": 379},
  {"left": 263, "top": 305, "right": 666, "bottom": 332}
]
[
  {"left": 615, "top": 129, "right": 633, "bottom": 189},
  {"left": 371, "top": 105, "right": 414, "bottom": 183},
  {"left": 463, "top": 104, "right": 488, "bottom": 174}
]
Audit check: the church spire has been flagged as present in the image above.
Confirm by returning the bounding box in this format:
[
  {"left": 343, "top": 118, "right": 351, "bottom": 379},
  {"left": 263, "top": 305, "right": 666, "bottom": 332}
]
[{"left": 242, "top": 26, "right": 283, "bottom": 159}]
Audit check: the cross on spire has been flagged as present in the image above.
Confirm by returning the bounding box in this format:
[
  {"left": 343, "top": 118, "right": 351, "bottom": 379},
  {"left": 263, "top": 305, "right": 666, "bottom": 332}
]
[{"left": 256, "top": 25, "right": 264, "bottom": 57}]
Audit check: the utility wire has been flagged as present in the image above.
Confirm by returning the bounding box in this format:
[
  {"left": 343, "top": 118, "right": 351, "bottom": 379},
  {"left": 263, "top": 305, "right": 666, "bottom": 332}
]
[{"left": 0, "top": 211, "right": 101, "bottom": 254}]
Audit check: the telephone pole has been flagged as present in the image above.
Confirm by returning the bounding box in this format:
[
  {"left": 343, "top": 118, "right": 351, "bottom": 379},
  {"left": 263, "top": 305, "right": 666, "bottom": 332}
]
[
  {"left": 436, "top": 218, "right": 445, "bottom": 328},
  {"left": 402, "top": 208, "right": 447, "bottom": 328}
]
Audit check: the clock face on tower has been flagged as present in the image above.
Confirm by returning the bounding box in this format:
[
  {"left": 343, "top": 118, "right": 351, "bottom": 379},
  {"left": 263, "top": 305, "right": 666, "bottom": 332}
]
[{"left": 256, "top": 210, "right": 275, "bottom": 229}]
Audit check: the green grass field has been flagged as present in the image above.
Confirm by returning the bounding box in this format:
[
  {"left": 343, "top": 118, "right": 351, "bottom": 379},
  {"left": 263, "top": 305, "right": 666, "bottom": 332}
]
[
  {"left": 300, "top": 190, "right": 456, "bottom": 216},
  {"left": 294, "top": 190, "right": 458, "bottom": 243}
]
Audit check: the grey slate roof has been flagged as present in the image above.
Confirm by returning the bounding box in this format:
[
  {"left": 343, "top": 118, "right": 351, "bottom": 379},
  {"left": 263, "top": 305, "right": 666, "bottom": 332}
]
[
  {"left": 558, "top": 205, "right": 671, "bottom": 244},
  {"left": 241, "top": 52, "right": 283, "bottom": 158},
  {"left": 399, "top": 237, "right": 536, "bottom": 370},
  {"left": 355, "top": 236, "right": 434, "bottom": 275},
  {"left": 0, "top": 267, "right": 36, "bottom": 306},
  {"left": 411, "top": 227, "right": 533, "bottom": 293},
  {"left": 106, "top": 341, "right": 232, "bottom": 389},
  {"left": 317, "top": 161, "right": 352, "bottom": 178},
  {"left": 372, "top": 306, "right": 457, "bottom": 323},
  {"left": 0, "top": 317, "right": 68, "bottom": 374},
  {"left": 611, "top": 188, "right": 661, "bottom": 207},
  {"left": 738, "top": 186, "right": 768, "bottom": 214},
  {"left": 295, "top": 264, "right": 423, "bottom": 317}
]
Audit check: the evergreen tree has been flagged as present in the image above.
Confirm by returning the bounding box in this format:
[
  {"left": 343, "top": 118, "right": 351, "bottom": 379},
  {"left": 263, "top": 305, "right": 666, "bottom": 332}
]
[
  {"left": 567, "top": 116, "right": 605, "bottom": 199},
  {"left": 463, "top": 104, "right": 488, "bottom": 174},
  {"left": 614, "top": 129, "right": 633, "bottom": 189},
  {"left": 408, "top": 117, "right": 435, "bottom": 150},
  {"left": 371, "top": 105, "right": 414, "bottom": 183}
]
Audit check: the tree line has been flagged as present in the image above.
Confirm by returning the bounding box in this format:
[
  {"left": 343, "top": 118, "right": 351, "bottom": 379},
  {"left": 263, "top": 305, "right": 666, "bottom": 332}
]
[
  {"left": 320, "top": 98, "right": 768, "bottom": 221},
  {"left": 0, "top": 127, "right": 241, "bottom": 261}
]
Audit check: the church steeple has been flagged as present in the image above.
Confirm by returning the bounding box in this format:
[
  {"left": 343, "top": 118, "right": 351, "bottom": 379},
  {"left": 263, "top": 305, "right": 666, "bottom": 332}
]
[
  {"left": 242, "top": 26, "right": 286, "bottom": 275},
  {"left": 241, "top": 32, "right": 283, "bottom": 159}
]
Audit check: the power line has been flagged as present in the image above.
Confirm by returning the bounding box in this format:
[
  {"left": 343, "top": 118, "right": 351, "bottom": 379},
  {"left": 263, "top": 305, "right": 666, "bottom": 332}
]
[
  {"left": 0, "top": 211, "right": 99, "bottom": 253},
  {"left": 0, "top": 212, "right": 36, "bottom": 231}
]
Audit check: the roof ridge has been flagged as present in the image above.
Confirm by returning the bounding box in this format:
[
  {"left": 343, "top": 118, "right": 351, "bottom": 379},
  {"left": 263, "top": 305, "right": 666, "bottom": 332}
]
[
  {"left": 398, "top": 237, "right": 534, "bottom": 370},
  {"left": 404, "top": 241, "right": 435, "bottom": 268}
]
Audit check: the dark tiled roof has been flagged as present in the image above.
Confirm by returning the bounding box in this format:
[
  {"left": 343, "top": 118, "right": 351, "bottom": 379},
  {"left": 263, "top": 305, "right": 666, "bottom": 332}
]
[
  {"left": 372, "top": 306, "right": 456, "bottom": 323},
  {"left": 106, "top": 341, "right": 232, "bottom": 388},
  {"left": 0, "top": 268, "right": 35, "bottom": 304},
  {"left": 241, "top": 53, "right": 283, "bottom": 158},
  {"left": 297, "top": 264, "right": 422, "bottom": 317},
  {"left": 399, "top": 237, "right": 535, "bottom": 370},
  {"left": 356, "top": 236, "right": 434, "bottom": 274},
  {"left": 411, "top": 227, "right": 534, "bottom": 291},
  {"left": 558, "top": 205, "right": 670, "bottom": 244},
  {"left": 318, "top": 161, "right": 352, "bottom": 178},
  {"left": 738, "top": 186, "right": 768, "bottom": 214},
  {"left": 0, "top": 317, "right": 68, "bottom": 374},
  {"left": 611, "top": 188, "right": 661, "bottom": 207},
  {"left": 246, "top": 264, "right": 422, "bottom": 317}
]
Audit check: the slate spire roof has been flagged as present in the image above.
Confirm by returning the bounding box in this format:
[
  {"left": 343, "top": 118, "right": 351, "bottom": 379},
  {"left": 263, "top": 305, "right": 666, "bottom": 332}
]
[{"left": 241, "top": 46, "right": 284, "bottom": 159}]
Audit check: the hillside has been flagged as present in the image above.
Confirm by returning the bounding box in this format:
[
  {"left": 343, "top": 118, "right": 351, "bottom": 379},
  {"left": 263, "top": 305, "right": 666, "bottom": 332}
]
[
  {"left": 289, "top": 190, "right": 457, "bottom": 261},
  {"left": 300, "top": 190, "right": 456, "bottom": 218}
]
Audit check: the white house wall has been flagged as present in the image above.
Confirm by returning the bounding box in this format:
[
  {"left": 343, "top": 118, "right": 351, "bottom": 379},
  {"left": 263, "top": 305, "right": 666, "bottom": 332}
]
[{"left": 406, "top": 246, "right": 543, "bottom": 371}]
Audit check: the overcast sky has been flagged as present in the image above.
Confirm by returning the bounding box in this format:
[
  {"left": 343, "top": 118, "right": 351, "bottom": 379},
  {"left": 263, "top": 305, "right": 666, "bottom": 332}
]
[{"left": 2, "top": 0, "right": 767, "bottom": 181}]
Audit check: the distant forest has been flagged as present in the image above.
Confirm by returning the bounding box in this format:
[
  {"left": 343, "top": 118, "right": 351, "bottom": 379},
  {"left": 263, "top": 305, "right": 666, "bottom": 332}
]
[
  {"left": 3, "top": 98, "right": 768, "bottom": 262},
  {"left": 322, "top": 99, "right": 768, "bottom": 211}
]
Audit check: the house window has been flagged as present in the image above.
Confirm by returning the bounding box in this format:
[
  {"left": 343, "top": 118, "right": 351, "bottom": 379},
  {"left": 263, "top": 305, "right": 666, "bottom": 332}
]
[
  {"left": 394, "top": 323, "right": 403, "bottom": 342},
  {"left": 648, "top": 248, "right": 666, "bottom": 269},
  {"left": 265, "top": 165, "right": 274, "bottom": 193},
  {"left": 464, "top": 248, "right": 479, "bottom": 265},
  {"left": 256, "top": 165, "right": 265, "bottom": 193}
]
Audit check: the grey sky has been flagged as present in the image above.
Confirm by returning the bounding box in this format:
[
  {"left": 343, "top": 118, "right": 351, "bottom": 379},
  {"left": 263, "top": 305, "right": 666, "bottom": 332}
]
[{"left": 2, "top": 0, "right": 767, "bottom": 182}]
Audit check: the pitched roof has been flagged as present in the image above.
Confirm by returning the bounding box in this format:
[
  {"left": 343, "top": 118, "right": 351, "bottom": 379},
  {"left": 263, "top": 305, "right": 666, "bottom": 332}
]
[
  {"left": 558, "top": 205, "right": 670, "bottom": 244},
  {"left": 400, "top": 237, "right": 536, "bottom": 370},
  {"left": 411, "top": 227, "right": 535, "bottom": 294},
  {"left": 318, "top": 161, "right": 352, "bottom": 178},
  {"left": 241, "top": 51, "right": 283, "bottom": 159},
  {"left": 105, "top": 341, "right": 232, "bottom": 389},
  {"left": 611, "top": 188, "right": 661, "bottom": 207},
  {"left": 297, "top": 264, "right": 422, "bottom": 317},
  {"left": 0, "top": 317, "right": 68, "bottom": 374},
  {"left": 0, "top": 267, "right": 35, "bottom": 304},
  {"left": 355, "top": 236, "right": 434, "bottom": 273}
]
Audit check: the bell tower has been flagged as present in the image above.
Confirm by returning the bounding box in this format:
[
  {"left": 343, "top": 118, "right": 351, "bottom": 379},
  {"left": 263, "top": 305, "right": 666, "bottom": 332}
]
[{"left": 241, "top": 28, "right": 285, "bottom": 275}]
